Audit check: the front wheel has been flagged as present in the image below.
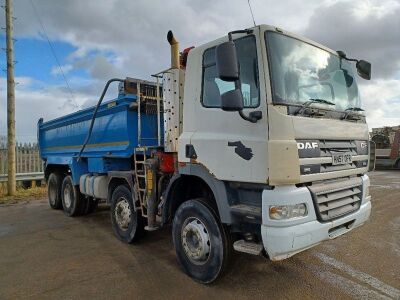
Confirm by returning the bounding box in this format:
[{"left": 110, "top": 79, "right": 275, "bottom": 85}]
[
  {"left": 110, "top": 185, "right": 144, "bottom": 243},
  {"left": 172, "top": 198, "right": 231, "bottom": 284}
]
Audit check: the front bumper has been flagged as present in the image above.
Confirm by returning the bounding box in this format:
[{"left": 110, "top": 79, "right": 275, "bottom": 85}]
[{"left": 261, "top": 175, "right": 371, "bottom": 261}]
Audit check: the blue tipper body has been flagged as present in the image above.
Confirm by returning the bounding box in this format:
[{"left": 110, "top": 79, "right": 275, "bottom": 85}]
[{"left": 38, "top": 94, "right": 161, "bottom": 184}]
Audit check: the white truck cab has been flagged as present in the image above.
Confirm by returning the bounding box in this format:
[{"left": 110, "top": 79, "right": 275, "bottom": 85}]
[{"left": 170, "top": 24, "right": 371, "bottom": 274}]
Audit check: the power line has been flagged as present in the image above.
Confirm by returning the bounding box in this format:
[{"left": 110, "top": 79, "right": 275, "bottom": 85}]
[{"left": 29, "top": 0, "right": 77, "bottom": 106}]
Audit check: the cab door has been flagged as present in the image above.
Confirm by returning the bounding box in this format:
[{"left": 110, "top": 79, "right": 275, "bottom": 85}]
[{"left": 180, "top": 29, "right": 269, "bottom": 184}]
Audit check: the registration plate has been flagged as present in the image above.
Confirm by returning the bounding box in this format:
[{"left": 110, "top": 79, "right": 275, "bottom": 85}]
[{"left": 332, "top": 152, "right": 352, "bottom": 165}]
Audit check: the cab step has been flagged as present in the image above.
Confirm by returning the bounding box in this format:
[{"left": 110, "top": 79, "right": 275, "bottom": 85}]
[{"left": 233, "top": 240, "right": 263, "bottom": 256}]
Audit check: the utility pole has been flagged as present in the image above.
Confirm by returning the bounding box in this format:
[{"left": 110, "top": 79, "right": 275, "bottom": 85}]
[{"left": 5, "top": 0, "right": 16, "bottom": 196}]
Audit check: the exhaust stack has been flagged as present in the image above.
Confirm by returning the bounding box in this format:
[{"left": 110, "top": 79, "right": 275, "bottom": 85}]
[{"left": 167, "top": 30, "right": 180, "bottom": 69}]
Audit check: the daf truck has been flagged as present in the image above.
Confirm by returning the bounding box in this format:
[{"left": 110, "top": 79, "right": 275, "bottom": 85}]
[{"left": 38, "top": 25, "right": 372, "bottom": 283}]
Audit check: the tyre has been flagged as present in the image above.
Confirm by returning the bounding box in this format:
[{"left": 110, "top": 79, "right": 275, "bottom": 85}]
[
  {"left": 172, "top": 198, "right": 231, "bottom": 284},
  {"left": 110, "top": 185, "right": 144, "bottom": 243},
  {"left": 61, "top": 175, "right": 85, "bottom": 217},
  {"left": 77, "top": 196, "right": 98, "bottom": 216},
  {"left": 48, "top": 173, "right": 63, "bottom": 209},
  {"left": 85, "top": 197, "right": 99, "bottom": 215}
]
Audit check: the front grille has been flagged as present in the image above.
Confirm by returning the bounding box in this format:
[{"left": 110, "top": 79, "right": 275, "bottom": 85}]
[
  {"left": 320, "top": 140, "right": 358, "bottom": 172},
  {"left": 298, "top": 139, "right": 369, "bottom": 175},
  {"left": 319, "top": 140, "right": 358, "bottom": 156},
  {"left": 308, "top": 176, "right": 362, "bottom": 222}
]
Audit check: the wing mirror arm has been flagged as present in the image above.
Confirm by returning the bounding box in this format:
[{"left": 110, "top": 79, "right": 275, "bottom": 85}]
[{"left": 337, "top": 50, "right": 371, "bottom": 80}]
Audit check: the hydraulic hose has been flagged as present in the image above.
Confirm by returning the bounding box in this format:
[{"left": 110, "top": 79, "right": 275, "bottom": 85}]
[{"left": 77, "top": 78, "right": 124, "bottom": 161}]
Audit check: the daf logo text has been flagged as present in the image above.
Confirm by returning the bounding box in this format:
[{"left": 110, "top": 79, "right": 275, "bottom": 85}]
[{"left": 297, "top": 142, "right": 319, "bottom": 150}]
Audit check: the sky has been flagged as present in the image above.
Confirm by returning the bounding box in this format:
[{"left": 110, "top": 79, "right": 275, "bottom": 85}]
[{"left": 0, "top": 0, "right": 399, "bottom": 143}]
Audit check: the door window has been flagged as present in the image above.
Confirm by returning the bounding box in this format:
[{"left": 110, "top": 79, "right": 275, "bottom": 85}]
[{"left": 202, "top": 36, "right": 259, "bottom": 108}]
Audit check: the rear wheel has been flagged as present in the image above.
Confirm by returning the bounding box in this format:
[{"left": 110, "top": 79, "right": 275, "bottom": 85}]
[
  {"left": 61, "top": 175, "right": 85, "bottom": 217},
  {"left": 48, "top": 173, "right": 63, "bottom": 209},
  {"left": 110, "top": 185, "right": 144, "bottom": 243},
  {"left": 172, "top": 198, "right": 231, "bottom": 284}
]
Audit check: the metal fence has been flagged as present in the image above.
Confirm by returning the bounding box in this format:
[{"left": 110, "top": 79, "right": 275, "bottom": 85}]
[{"left": 0, "top": 141, "right": 44, "bottom": 192}]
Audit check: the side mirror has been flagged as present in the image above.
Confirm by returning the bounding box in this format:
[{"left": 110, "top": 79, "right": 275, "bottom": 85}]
[
  {"left": 356, "top": 60, "right": 371, "bottom": 80},
  {"left": 221, "top": 89, "right": 244, "bottom": 111},
  {"left": 215, "top": 41, "right": 239, "bottom": 81}
]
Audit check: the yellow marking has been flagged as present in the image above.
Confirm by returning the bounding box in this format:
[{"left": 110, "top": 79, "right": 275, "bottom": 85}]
[
  {"left": 44, "top": 141, "right": 129, "bottom": 151},
  {"left": 146, "top": 170, "right": 153, "bottom": 191},
  {"left": 107, "top": 101, "right": 117, "bottom": 108}
]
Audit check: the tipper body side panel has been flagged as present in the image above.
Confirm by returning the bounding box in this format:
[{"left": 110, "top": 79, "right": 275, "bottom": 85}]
[{"left": 38, "top": 94, "right": 161, "bottom": 178}]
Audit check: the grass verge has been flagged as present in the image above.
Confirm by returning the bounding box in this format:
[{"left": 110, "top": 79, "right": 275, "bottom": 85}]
[{"left": 0, "top": 186, "right": 47, "bottom": 205}]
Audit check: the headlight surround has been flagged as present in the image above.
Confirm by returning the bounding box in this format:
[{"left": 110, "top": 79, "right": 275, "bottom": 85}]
[
  {"left": 364, "top": 185, "right": 370, "bottom": 199},
  {"left": 269, "top": 203, "right": 308, "bottom": 220}
]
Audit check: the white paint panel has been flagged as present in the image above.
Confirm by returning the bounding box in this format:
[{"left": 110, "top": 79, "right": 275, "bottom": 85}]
[
  {"left": 163, "top": 69, "right": 184, "bottom": 152},
  {"left": 191, "top": 132, "right": 267, "bottom": 182},
  {"left": 181, "top": 27, "right": 269, "bottom": 183}
]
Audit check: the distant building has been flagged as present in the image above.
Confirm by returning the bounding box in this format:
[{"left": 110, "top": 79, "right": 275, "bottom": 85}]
[
  {"left": 371, "top": 125, "right": 400, "bottom": 149},
  {"left": 370, "top": 125, "right": 400, "bottom": 169}
]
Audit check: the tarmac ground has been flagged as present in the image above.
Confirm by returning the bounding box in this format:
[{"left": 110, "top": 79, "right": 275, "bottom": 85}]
[{"left": 0, "top": 171, "right": 399, "bottom": 299}]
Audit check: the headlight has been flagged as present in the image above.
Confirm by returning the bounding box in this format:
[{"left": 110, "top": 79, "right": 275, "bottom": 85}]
[{"left": 269, "top": 203, "right": 308, "bottom": 220}]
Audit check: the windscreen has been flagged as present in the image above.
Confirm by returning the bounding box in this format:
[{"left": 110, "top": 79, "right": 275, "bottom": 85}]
[{"left": 266, "top": 31, "right": 361, "bottom": 111}]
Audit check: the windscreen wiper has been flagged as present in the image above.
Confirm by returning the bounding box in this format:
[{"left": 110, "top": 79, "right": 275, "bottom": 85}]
[
  {"left": 345, "top": 107, "right": 364, "bottom": 112},
  {"left": 294, "top": 98, "right": 335, "bottom": 116},
  {"left": 342, "top": 107, "right": 365, "bottom": 120}
]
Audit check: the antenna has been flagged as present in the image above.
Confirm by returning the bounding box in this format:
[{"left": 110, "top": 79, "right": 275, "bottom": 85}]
[{"left": 247, "top": 0, "right": 256, "bottom": 27}]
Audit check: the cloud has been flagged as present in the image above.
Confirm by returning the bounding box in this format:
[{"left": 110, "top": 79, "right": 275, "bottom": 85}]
[
  {"left": 361, "top": 79, "right": 400, "bottom": 128},
  {"left": 11, "top": 0, "right": 400, "bottom": 80},
  {"left": 303, "top": 0, "right": 400, "bottom": 130},
  {"left": 86, "top": 55, "right": 123, "bottom": 80},
  {"left": 0, "top": 76, "right": 93, "bottom": 143},
  {"left": 304, "top": 0, "right": 400, "bottom": 79},
  {"left": 0, "top": 0, "right": 398, "bottom": 142},
  {"left": 12, "top": 0, "right": 331, "bottom": 80},
  {"left": 50, "top": 64, "right": 73, "bottom": 76}
]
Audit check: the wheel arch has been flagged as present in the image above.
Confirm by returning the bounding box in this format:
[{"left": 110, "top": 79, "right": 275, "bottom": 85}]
[
  {"left": 107, "top": 171, "right": 135, "bottom": 205},
  {"left": 162, "top": 164, "right": 232, "bottom": 225},
  {"left": 44, "top": 164, "right": 69, "bottom": 181}
]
